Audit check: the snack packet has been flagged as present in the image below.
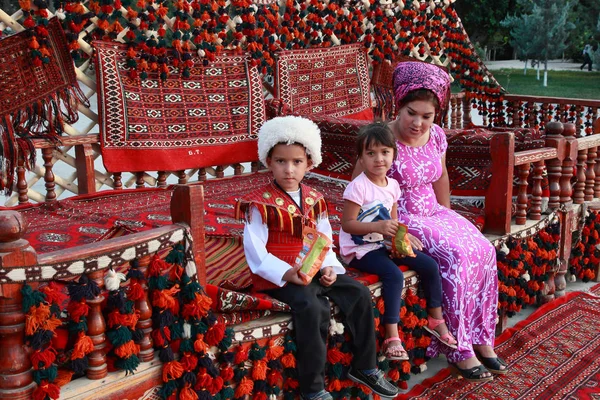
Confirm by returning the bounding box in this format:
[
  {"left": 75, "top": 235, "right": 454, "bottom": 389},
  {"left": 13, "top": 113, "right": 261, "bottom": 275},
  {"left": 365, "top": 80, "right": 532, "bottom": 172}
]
[
  {"left": 392, "top": 223, "right": 416, "bottom": 257},
  {"left": 295, "top": 227, "right": 332, "bottom": 284}
]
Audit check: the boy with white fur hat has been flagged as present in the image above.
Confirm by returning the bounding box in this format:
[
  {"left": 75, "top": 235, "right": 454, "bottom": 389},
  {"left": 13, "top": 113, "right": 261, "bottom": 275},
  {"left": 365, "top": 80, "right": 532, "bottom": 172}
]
[{"left": 236, "top": 116, "right": 399, "bottom": 400}]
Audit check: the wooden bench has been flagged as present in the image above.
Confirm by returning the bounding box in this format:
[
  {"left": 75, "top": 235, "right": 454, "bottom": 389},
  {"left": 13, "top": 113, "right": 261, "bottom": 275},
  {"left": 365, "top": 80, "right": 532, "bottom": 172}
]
[{"left": 0, "top": 44, "right": 430, "bottom": 399}]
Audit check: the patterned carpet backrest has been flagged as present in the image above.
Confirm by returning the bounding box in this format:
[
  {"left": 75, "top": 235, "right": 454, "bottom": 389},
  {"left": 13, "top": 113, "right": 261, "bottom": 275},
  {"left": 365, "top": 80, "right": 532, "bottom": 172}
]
[
  {"left": 95, "top": 42, "right": 266, "bottom": 172},
  {"left": 274, "top": 43, "right": 373, "bottom": 121}
]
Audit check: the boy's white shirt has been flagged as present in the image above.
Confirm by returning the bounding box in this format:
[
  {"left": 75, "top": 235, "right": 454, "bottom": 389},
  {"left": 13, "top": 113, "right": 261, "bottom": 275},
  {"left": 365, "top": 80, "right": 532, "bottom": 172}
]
[{"left": 243, "top": 188, "right": 346, "bottom": 287}]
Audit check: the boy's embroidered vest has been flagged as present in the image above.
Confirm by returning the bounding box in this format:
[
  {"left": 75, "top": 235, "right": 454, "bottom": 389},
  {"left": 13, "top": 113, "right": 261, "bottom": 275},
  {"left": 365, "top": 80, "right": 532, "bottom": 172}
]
[{"left": 236, "top": 182, "right": 328, "bottom": 292}]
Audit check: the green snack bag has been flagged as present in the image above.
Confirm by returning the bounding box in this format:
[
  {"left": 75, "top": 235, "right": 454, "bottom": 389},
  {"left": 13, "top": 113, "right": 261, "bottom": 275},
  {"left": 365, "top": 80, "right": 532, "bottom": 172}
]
[
  {"left": 295, "top": 227, "right": 332, "bottom": 284},
  {"left": 392, "top": 223, "right": 416, "bottom": 257}
]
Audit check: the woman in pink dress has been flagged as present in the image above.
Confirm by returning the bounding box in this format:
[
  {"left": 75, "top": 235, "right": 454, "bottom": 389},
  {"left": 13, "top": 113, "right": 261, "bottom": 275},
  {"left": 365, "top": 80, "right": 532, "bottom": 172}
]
[{"left": 355, "top": 61, "right": 507, "bottom": 382}]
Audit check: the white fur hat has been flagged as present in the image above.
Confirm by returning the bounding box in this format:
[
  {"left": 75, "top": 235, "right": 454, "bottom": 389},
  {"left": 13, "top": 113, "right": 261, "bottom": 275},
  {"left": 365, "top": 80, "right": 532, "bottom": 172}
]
[{"left": 257, "top": 116, "right": 322, "bottom": 167}]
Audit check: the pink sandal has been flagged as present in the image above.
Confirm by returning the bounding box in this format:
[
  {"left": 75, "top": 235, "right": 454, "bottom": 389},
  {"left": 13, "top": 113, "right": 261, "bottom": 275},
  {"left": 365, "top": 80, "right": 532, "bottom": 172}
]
[
  {"left": 382, "top": 337, "right": 409, "bottom": 361},
  {"left": 424, "top": 316, "right": 458, "bottom": 349}
]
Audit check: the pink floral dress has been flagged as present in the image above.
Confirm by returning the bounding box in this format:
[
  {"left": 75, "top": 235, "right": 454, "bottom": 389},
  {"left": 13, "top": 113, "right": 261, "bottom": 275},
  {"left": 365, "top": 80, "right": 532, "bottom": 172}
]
[{"left": 388, "top": 123, "right": 498, "bottom": 363}]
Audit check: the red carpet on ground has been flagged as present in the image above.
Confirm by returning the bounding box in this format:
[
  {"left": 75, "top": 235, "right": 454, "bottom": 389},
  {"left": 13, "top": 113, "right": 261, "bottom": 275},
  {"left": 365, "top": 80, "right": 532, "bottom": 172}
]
[{"left": 400, "top": 283, "right": 600, "bottom": 399}]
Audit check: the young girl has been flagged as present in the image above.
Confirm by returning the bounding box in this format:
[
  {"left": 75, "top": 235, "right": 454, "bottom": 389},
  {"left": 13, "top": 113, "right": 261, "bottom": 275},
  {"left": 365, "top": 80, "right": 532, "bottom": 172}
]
[{"left": 340, "top": 122, "right": 456, "bottom": 361}]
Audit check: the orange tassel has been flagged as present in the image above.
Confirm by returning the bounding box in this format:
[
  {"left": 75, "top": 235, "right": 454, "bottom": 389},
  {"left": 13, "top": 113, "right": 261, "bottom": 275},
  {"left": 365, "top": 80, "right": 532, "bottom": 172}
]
[
  {"left": 54, "top": 369, "right": 74, "bottom": 387},
  {"left": 162, "top": 360, "right": 184, "bottom": 382},
  {"left": 114, "top": 340, "right": 140, "bottom": 358},
  {"left": 108, "top": 310, "right": 139, "bottom": 329},
  {"left": 234, "top": 377, "right": 254, "bottom": 398},
  {"left": 182, "top": 293, "right": 212, "bottom": 319},
  {"left": 252, "top": 359, "right": 267, "bottom": 380},
  {"left": 26, "top": 304, "right": 51, "bottom": 335},
  {"left": 327, "top": 378, "right": 342, "bottom": 392},
  {"left": 31, "top": 348, "right": 56, "bottom": 369},
  {"left": 205, "top": 322, "right": 225, "bottom": 346},
  {"left": 29, "top": 37, "right": 40, "bottom": 50},
  {"left": 265, "top": 340, "right": 283, "bottom": 360},
  {"left": 153, "top": 285, "right": 180, "bottom": 315},
  {"left": 194, "top": 334, "right": 209, "bottom": 353},
  {"left": 401, "top": 360, "right": 411, "bottom": 374},
  {"left": 19, "top": 0, "right": 31, "bottom": 10},
  {"left": 280, "top": 353, "right": 296, "bottom": 369},
  {"left": 67, "top": 300, "right": 89, "bottom": 322},
  {"left": 387, "top": 368, "right": 400, "bottom": 382},
  {"left": 148, "top": 254, "right": 171, "bottom": 277},
  {"left": 43, "top": 316, "right": 62, "bottom": 332},
  {"left": 72, "top": 332, "right": 94, "bottom": 359},
  {"left": 179, "top": 385, "right": 198, "bottom": 400}
]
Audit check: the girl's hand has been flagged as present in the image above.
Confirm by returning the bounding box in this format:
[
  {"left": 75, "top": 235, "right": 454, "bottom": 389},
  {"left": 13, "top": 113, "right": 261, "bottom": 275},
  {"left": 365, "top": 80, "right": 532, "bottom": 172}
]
[
  {"left": 376, "top": 219, "right": 399, "bottom": 237},
  {"left": 407, "top": 233, "right": 423, "bottom": 251},
  {"left": 319, "top": 266, "right": 337, "bottom": 287}
]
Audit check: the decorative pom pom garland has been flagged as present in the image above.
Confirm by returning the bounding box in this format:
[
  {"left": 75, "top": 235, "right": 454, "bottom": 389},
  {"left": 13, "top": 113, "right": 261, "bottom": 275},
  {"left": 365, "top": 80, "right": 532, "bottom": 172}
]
[
  {"left": 14, "top": 0, "right": 501, "bottom": 103},
  {"left": 496, "top": 221, "right": 561, "bottom": 317},
  {"left": 570, "top": 209, "right": 600, "bottom": 282}
]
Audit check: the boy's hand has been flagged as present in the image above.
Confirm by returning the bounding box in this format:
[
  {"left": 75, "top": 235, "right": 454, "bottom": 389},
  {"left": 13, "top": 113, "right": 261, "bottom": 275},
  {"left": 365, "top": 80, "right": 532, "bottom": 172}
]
[
  {"left": 407, "top": 233, "right": 423, "bottom": 251},
  {"left": 319, "top": 266, "right": 337, "bottom": 287},
  {"left": 376, "top": 220, "right": 399, "bottom": 237},
  {"left": 282, "top": 265, "right": 306, "bottom": 285}
]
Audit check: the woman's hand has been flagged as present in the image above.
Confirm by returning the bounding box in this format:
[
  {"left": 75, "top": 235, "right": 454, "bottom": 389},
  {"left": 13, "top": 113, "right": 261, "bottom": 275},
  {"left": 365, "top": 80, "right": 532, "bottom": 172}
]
[
  {"left": 319, "top": 266, "right": 337, "bottom": 287},
  {"left": 376, "top": 219, "right": 399, "bottom": 237},
  {"left": 407, "top": 233, "right": 423, "bottom": 251},
  {"left": 282, "top": 265, "right": 306, "bottom": 285}
]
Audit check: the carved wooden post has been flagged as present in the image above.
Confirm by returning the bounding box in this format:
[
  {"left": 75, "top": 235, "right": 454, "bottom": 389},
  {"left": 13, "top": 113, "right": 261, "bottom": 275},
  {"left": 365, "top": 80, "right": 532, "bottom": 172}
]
[
  {"left": 42, "top": 148, "right": 56, "bottom": 203},
  {"left": 113, "top": 172, "right": 122, "bottom": 190},
  {"left": 157, "top": 171, "right": 167, "bottom": 188},
  {"left": 461, "top": 95, "right": 471, "bottom": 127},
  {"left": 251, "top": 161, "right": 260, "bottom": 173},
  {"left": 233, "top": 163, "right": 243, "bottom": 176},
  {"left": 86, "top": 270, "right": 107, "bottom": 380},
  {"left": 516, "top": 163, "right": 530, "bottom": 225},
  {"left": 177, "top": 171, "right": 187, "bottom": 184},
  {"left": 0, "top": 211, "right": 36, "bottom": 399},
  {"left": 574, "top": 148, "right": 587, "bottom": 204},
  {"left": 530, "top": 160, "right": 544, "bottom": 220},
  {"left": 16, "top": 157, "right": 28, "bottom": 205},
  {"left": 544, "top": 122, "right": 565, "bottom": 209},
  {"left": 135, "top": 172, "right": 145, "bottom": 188},
  {"left": 170, "top": 185, "right": 206, "bottom": 286},
  {"left": 133, "top": 255, "right": 154, "bottom": 362},
  {"left": 198, "top": 168, "right": 207, "bottom": 182},
  {"left": 75, "top": 143, "right": 96, "bottom": 195},
  {"left": 215, "top": 166, "right": 224, "bottom": 179},
  {"left": 559, "top": 123, "right": 577, "bottom": 206},
  {"left": 450, "top": 97, "right": 458, "bottom": 128},
  {"left": 585, "top": 146, "right": 596, "bottom": 201}
]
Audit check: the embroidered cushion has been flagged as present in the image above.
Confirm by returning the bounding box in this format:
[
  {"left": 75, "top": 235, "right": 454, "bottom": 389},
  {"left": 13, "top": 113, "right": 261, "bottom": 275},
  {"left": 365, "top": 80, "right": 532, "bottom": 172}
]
[{"left": 274, "top": 44, "right": 373, "bottom": 120}]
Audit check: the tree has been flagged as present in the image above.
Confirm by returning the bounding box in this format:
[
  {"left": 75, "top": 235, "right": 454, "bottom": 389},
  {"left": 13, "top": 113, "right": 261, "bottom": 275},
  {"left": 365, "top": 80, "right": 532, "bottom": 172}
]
[
  {"left": 456, "top": 0, "right": 520, "bottom": 55},
  {"left": 501, "top": 12, "right": 543, "bottom": 74},
  {"left": 501, "top": 0, "right": 576, "bottom": 86}
]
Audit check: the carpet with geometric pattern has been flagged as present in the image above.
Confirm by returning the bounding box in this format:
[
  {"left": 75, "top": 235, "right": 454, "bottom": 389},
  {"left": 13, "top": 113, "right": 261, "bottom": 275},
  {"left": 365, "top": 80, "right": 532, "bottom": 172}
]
[{"left": 400, "top": 283, "right": 600, "bottom": 399}]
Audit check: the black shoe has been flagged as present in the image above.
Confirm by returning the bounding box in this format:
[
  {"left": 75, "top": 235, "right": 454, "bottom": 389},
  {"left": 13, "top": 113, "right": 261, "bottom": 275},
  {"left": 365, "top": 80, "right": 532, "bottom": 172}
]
[
  {"left": 475, "top": 353, "right": 509, "bottom": 375},
  {"left": 347, "top": 368, "right": 399, "bottom": 397},
  {"left": 448, "top": 363, "right": 494, "bottom": 382}
]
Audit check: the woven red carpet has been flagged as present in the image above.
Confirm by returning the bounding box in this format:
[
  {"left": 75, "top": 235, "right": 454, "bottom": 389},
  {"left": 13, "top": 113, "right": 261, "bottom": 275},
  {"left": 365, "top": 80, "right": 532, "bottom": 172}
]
[
  {"left": 94, "top": 42, "right": 265, "bottom": 172},
  {"left": 401, "top": 283, "right": 600, "bottom": 399}
]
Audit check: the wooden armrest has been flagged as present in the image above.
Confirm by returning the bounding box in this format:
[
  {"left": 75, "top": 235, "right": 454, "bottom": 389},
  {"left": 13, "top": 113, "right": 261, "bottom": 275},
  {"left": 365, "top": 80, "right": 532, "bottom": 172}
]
[{"left": 485, "top": 132, "right": 515, "bottom": 235}]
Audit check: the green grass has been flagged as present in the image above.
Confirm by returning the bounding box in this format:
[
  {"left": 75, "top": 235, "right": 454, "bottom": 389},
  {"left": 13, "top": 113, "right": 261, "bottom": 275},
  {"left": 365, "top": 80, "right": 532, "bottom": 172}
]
[{"left": 484, "top": 69, "right": 600, "bottom": 100}]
